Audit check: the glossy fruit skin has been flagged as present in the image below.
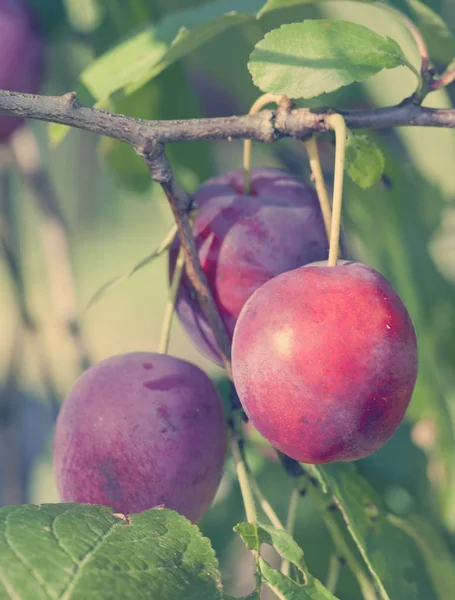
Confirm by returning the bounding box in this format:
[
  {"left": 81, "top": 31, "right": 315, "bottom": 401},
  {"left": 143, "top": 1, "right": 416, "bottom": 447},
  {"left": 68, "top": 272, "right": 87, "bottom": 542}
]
[
  {"left": 169, "top": 167, "right": 328, "bottom": 365},
  {"left": 0, "top": 0, "right": 44, "bottom": 140},
  {"left": 232, "top": 262, "right": 418, "bottom": 464},
  {"left": 54, "top": 352, "right": 227, "bottom": 522}
]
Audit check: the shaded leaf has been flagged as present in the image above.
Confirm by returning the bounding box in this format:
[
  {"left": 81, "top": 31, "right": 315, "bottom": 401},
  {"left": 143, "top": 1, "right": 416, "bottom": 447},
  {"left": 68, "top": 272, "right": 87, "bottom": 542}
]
[
  {"left": 390, "top": 514, "right": 455, "bottom": 600},
  {"left": 345, "top": 131, "right": 385, "bottom": 189},
  {"left": 317, "top": 463, "right": 417, "bottom": 600},
  {"left": 0, "top": 503, "right": 223, "bottom": 600},
  {"left": 248, "top": 20, "right": 412, "bottom": 99}
]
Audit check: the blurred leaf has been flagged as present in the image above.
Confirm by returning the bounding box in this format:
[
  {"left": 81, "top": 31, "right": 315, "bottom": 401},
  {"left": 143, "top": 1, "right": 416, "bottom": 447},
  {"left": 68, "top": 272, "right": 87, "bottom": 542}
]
[
  {"left": 317, "top": 463, "right": 417, "bottom": 600},
  {"left": 0, "top": 504, "right": 223, "bottom": 599},
  {"left": 63, "top": 0, "right": 103, "bottom": 33},
  {"left": 81, "top": 0, "right": 264, "bottom": 102},
  {"left": 345, "top": 131, "right": 385, "bottom": 189},
  {"left": 235, "top": 522, "right": 340, "bottom": 599},
  {"left": 224, "top": 593, "right": 261, "bottom": 600},
  {"left": 248, "top": 20, "right": 412, "bottom": 99},
  {"left": 86, "top": 223, "right": 177, "bottom": 309},
  {"left": 404, "top": 0, "right": 455, "bottom": 64},
  {"left": 390, "top": 514, "right": 455, "bottom": 600}
]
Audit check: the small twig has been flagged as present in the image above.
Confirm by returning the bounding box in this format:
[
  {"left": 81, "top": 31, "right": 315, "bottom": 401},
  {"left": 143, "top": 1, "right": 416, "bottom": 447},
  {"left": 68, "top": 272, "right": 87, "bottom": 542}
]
[
  {"left": 429, "top": 66, "right": 455, "bottom": 91},
  {"left": 9, "top": 127, "right": 91, "bottom": 372}
]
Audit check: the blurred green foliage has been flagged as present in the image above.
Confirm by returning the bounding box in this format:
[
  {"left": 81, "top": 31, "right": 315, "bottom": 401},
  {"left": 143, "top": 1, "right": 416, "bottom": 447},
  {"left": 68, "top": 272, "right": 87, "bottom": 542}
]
[{"left": 1, "top": 1, "right": 455, "bottom": 599}]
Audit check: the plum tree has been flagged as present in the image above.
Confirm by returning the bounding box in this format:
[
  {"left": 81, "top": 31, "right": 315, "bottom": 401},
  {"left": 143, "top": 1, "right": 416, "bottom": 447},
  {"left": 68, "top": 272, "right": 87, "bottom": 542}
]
[
  {"left": 53, "top": 352, "right": 227, "bottom": 522},
  {"left": 232, "top": 261, "right": 418, "bottom": 464},
  {"left": 0, "top": 0, "right": 44, "bottom": 140},
  {"left": 169, "top": 167, "right": 328, "bottom": 364}
]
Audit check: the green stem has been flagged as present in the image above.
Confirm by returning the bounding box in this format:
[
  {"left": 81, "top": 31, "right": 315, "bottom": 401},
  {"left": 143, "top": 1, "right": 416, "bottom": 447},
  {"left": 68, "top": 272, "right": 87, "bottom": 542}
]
[
  {"left": 303, "top": 137, "right": 332, "bottom": 241},
  {"left": 250, "top": 476, "right": 284, "bottom": 530},
  {"left": 231, "top": 433, "right": 257, "bottom": 524},
  {"left": 281, "top": 487, "right": 300, "bottom": 576},
  {"left": 326, "top": 554, "right": 341, "bottom": 594},
  {"left": 158, "top": 244, "right": 184, "bottom": 354},
  {"left": 326, "top": 114, "right": 346, "bottom": 267}
]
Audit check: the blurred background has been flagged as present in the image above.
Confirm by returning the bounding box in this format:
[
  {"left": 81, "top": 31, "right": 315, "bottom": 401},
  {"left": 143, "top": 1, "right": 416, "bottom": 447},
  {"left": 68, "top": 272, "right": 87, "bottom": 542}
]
[{"left": 1, "top": 1, "right": 455, "bottom": 598}]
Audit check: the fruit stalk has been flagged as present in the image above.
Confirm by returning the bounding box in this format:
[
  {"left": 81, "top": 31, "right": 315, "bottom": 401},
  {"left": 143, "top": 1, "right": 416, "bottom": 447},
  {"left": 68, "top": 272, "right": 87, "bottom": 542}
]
[
  {"left": 326, "top": 114, "right": 346, "bottom": 267},
  {"left": 304, "top": 136, "right": 332, "bottom": 239},
  {"left": 243, "top": 93, "right": 283, "bottom": 193}
]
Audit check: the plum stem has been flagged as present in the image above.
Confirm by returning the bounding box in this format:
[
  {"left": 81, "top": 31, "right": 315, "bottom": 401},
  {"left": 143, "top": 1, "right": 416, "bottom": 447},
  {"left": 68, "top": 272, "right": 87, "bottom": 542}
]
[
  {"left": 281, "top": 487, "right": 300, "bottom": 576},
  {"left": 158, "top": 244, "right": 185, "bottom": 354},
  {"left": 243, "top": 93, "right": 284, "bottom": 194},
  {"left": 326, "top": 554, "right": 342, "bottom": 594},
  {"left": 326, "top": 114, "right": 346, "bottom": 267},
  {"left": 303, "top": 137, "right": 332, "bottom": 241}
]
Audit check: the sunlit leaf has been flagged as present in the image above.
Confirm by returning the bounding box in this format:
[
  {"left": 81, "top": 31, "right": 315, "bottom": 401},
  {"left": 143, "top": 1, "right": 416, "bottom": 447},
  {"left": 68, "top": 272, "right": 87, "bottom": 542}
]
[{"left": 248, "top": 20, "right": 412, "bottom": 99}]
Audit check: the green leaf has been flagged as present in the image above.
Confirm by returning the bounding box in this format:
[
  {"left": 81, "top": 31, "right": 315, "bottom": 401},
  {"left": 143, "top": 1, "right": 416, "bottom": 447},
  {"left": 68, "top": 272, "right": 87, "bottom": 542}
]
[
  {"left": 248, "top": 20, "right": 411, "bottom": 99},
  {"left": 235, "top": 522, "right": 340, "bottom": 599},
  {"left": 81, "top": 0, "right": 263, "bottom": 102},
  {"left": 404, "top": 0, "right": 455, "bottom": 64},
  {"left": 389, "top": 514, "right": 455, "bottom": 600},
  {"left": 345, "top": 131, "right": 385, "bottom": 189},
  {"left": 317, "top": 463, "right": 416, "bottom": 600},
  {"left": 0, "top": 503, "right": 223, "bottom": 600}
]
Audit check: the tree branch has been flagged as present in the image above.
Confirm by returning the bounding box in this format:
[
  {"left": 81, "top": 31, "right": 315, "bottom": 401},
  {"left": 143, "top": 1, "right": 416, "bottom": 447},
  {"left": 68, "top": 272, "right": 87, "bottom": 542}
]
[
  {"left": 0, "top": 91, "right": 455, "bottom": 150},
  {"left": 138, "top": 142, "right": 233, "bottom": 377}
]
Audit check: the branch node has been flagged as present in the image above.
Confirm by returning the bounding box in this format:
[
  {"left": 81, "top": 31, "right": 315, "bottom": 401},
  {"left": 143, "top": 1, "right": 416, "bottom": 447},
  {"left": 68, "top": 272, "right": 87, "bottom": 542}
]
[
  {"left": 62, "top": 92, "right": 79, "bottom": 108},
  {"left": 137, "top": 142, "right": 173, "bottom": 184}
]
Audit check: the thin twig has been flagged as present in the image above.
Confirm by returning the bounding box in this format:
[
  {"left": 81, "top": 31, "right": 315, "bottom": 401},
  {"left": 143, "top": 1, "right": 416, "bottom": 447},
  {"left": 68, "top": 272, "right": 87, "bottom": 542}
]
[
  {"left": 429, "top": 67, "right": 455, "bottom": 91},
  {"left": 140, "top": 142, "right": 233, "bottom": 376}
]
